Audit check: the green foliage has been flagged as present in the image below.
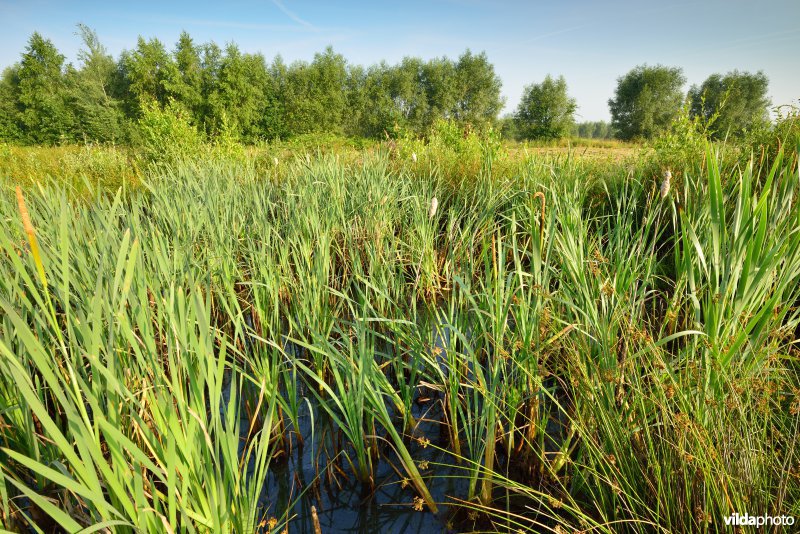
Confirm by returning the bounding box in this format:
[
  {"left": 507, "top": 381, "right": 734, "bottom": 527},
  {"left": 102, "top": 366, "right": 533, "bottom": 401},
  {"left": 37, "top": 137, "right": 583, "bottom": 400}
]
[
  {"left": 515, "top": 75, "right": 576, "bottom": 140},
  {"left": 0, "top": 67, "right": 23, "bottom": 142},
  {"left": 279, "top": 47, "right": 349, "bottom": 136},
  {"left": 68, "top": 24, "right": 127, "bottom": 143},
  {"left": 203, "top": 44, "right": 276, "bottom": 142},
  {"left": 388, "top": 57, "right": 429, "bottom": 134},
  {"left": 744, "top": 103, "right": 800, "bottom": 169},
  {"left": 168, "top": 31, "right": 203, "bottom": 118},
  {"left": 133, "top": 100, "right": 203, "bottom": 165},
  {"left": 646, "top": 102, "right": 717, "bottom": 173},
  {"left": 15, "top": 33, "right": 76, "bottom": 144},
  {"left": 497, "top": 114, "right": 521, "bottom": 141},
  {"left": 571, "top": 120, "right": 613, "bottom": 139},
  {"left": 452, "top": 50, "right": 504, "bottom": 128},
  {"left": 343, "top": 63, "right": 399, "bottom": 138},
  {"left": 2, "top": 26, "right": 795, "bottom": 153},
  {"left": 119, "top": 36, "right": 178, "bottom": 116},
  {"left": 609, "top": 64, "right": 685, "bottom": 140},
  {"left": 688, "top": 70, "right": 770, "bottom": 138}
]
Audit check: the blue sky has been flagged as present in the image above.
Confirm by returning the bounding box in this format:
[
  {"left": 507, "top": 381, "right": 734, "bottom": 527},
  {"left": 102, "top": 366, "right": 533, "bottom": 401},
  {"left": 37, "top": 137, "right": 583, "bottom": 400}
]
[{"left": 1, "top": 0, "right": 798, "bottom": 121}]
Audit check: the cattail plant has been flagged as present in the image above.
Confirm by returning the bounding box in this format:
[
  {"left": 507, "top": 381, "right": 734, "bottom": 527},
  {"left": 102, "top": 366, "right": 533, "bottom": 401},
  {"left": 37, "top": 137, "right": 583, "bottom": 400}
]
[{"left": 1, "top": 141, "right": 798, "bottom": 534}]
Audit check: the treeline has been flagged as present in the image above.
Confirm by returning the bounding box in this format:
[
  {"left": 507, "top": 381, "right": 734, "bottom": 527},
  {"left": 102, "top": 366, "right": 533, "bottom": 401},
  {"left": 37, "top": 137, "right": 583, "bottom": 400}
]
[
  {"left": 0, "top": 27, "right": 781, "bottom": 146},
  {"left": 571, "top": 121, "right": 613, "bottom": 139},
  {"left": 0, "top": 26, "right": 503, "bottom": 144},
  {"left": 510, "top": 68, "right": 773, "bottom": 142}
]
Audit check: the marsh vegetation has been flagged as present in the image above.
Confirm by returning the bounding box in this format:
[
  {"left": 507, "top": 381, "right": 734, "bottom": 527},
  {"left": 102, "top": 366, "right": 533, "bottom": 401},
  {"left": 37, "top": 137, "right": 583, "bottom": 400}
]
[{"left": 1, "top": 111, "right": 799, "bottom": 532}]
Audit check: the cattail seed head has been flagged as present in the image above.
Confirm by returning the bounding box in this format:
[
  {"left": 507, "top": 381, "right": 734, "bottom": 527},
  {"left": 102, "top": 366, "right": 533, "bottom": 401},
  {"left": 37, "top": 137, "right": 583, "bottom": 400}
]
[
  {"left": 15, "top": 186, "right": 35, "bottom": 236},
  {"left": 660, "top": 170, "right": 672, "bottom": 199},
  {"left": 428, "top": 196, "right": 438, "bottom": 219},
  {"left": 15, "top": 186, "right": 47, "bottom": 289}
]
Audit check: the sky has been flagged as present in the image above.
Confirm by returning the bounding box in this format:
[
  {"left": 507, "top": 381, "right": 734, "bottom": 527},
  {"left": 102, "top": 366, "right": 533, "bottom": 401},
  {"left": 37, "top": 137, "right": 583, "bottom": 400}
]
[{"left": 0, "top": 0, "right": 798, "bottom": 122}]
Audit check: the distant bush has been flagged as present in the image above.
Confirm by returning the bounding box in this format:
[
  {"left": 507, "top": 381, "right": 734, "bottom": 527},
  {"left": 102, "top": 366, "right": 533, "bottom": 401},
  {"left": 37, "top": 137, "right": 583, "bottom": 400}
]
[
  {"left": 395, "top": 119, "right": 504, "bottom": 180},
  {"left": 571, "top": 121, "right": 614, "bottom": 140},
  {"left": 647, "top": 104, "right": 710, "bottom": 171},
  {"left": 744, "top": 103, "right": 799, "bottom": 169},
  {"left": 133, "top": 101, "right": 204, "bottom": 166}
]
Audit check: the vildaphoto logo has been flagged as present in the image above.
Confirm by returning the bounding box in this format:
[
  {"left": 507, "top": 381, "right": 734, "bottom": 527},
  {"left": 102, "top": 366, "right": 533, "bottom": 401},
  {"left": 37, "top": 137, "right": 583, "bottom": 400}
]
[{"left": 724, "top": 513, "right": 795, "bottom": 528}]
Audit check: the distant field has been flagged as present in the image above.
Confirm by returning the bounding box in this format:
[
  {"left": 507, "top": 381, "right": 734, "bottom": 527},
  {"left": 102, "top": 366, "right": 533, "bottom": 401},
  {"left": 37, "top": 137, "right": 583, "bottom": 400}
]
[
  {"left": 509, "top": 144, "right": 638, "bottom": 161},
  {"left": 0, "top": 138, "right": 639, "bottom": 191}
]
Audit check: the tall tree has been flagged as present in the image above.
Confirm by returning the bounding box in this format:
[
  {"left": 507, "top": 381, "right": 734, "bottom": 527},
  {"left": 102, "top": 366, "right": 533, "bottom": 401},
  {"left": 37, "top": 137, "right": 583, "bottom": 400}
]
[
  {"left": 281, "top": 47, "right": 348, "bottom": 135},
  {"left": 453, "top": 50, "right": 503, "bottom": 128},
  {"left": 207, "top": 45, "right": 276, "bottom": 142},
  {"left": 389, "top": 57, "right": 428, "bottom": 134},
  {"left": 420, "top": 57, "right": 458, "bottom": 131},
  {"left": 515, "top": 75, "right": 576, "bottom": 140},
  {"left": 120, "top": 37, "right": 178, "bottom": 115},
  {"left": 69, "top": 24, "right": 125, "bottom": 142},
  {"left": 16, "top": 32, "right": 75, "bottom": 143},
  {"left": 688, "top": 70, "right": 770, "bottom": 138},
  {"left": 609, "top": 64, "right": 685, "bottom": 140},
  {"left": 198, "top": 41, "right": 223, "bottom": 130},
  {"left": 0, "top": 30, "right": 510, "bottom": 143},
  {"left": 349, "top": 63, "right": 404, "bottom": 138},
  {"left": 572, "top": 121, "right": 612, "bottom": 139},
  {"left": 168, "top": 31, "right": 203, "bottom": 118}
]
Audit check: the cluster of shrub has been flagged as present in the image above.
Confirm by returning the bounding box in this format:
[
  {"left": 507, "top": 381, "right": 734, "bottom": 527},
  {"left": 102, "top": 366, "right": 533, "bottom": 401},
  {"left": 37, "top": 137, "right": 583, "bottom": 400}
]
[{"left": 0, "top": 27, "right": 788, "bottom": 146}]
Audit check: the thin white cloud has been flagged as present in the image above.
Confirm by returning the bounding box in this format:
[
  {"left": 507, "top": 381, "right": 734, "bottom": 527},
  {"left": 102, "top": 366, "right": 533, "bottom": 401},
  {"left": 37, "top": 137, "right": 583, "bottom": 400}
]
[{"left": 271, "top": 0, "right": 317, "bottom": 30}]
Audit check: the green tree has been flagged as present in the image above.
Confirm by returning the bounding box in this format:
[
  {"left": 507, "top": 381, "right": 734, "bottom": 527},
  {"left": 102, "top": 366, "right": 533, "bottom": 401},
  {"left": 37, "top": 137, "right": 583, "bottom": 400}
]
[
  {"left": 343, "top": 63, "right": 400, "bottom": 138},
  {"left": 281, "top": 47, "right": 348, "bottom": 135},
  {"left": 0, "top": 66, "right": 23, "bottom": 141},
  {"left": 264, "top": 55, "right": 289, "bottom": 138},
  {"left": 497, "top": 114, "right": 521, "bottom": 141},
  {"left": 609, "top": 64, "right": 685, "bottom": 140},
  {"left": 198, "top": 41, "right": 223, "bottom": 129},
  {"left": 16, "top": 32, "right": 76, "bottom": 143},
  {"left": 388, "top": 57, "right": 428, "bottom": 135},
  {"left": 420, "top": 57, "right": 458, "bottom": 131},
  {"left": 572, "top": 121, "right": 612, "bottom": 139},
  {"left": 119, "top": 37, "right": 178, "bottom": 115},
  {"left": 69, "top": 24, "right": 126, "bottom": 143},
  {"left": 515, "top": 75, "right": 576, "bottom": 140},
  {"left": 452, "top": 50, "right": 503, "bottom": 129},
  {"left": 688, "top": 70, "right": 770, "bottom": 138},
  {"left": 203, "top": 44, "right": 276, "bottom": 142},
  {"left": 358, "top": 63, "right": 405, "bottom": 137},
  {"left": 168, "top": 31, "right": 203, "bottom": 119}
]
